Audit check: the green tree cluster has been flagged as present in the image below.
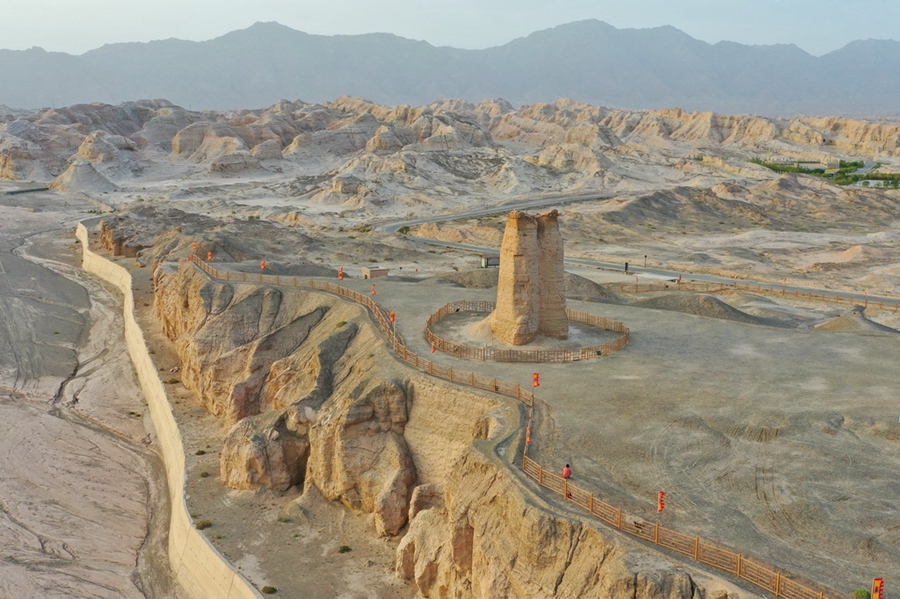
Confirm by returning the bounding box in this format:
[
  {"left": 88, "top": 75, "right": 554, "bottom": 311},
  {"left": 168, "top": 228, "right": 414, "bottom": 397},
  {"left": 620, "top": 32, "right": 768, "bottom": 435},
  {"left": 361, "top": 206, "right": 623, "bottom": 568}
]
[{"left": 752, "top": 158, "right": 900, "bottom": 187}]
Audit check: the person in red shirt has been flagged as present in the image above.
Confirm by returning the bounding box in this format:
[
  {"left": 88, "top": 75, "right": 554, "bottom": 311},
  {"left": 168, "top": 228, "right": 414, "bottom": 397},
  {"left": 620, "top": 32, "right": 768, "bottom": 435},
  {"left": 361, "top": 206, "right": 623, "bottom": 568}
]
[{"left": 562, "top": 464, "right": 571, "bottom": 479}]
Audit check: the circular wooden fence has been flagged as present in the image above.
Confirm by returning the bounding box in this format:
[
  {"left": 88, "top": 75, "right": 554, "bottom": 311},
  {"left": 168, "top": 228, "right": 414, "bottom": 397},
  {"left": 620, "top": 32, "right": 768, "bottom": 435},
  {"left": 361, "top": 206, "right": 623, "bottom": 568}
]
[{"left": 425, "top": 300, "right": 629, "bottom": 363}]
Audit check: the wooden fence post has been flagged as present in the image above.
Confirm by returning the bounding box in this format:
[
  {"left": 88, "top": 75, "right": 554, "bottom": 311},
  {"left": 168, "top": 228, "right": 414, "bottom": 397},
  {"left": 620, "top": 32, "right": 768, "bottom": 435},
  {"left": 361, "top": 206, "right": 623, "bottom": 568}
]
[
  {"left": 693, "top": 537, "right": 700, "bottom": 560},
  {"left": 736, "top": 553, "right": 742, "bottom": 576},
  {"left": 775, "top": 573, "right": 781, "bottom": 596},
  {"left": 654, "top": 523, "right": 659, "bottom": 544},
  {"left": 589, "top": 494, "right": 594, "bottom": 514},
  {"left": 538, "top": 467, "right": 543, "bottom": 485}
]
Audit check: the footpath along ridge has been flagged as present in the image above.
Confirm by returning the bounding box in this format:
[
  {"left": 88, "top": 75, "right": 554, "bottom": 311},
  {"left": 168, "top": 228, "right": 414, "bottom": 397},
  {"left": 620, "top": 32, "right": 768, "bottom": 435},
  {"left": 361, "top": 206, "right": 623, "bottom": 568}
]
[{"left": 192, "top": 257, "right": 848, "bottom": 599}]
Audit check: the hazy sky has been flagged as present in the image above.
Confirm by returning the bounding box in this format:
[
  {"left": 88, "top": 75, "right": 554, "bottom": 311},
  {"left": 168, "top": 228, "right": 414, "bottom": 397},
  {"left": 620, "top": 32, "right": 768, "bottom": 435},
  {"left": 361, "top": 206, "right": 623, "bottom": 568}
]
[{"left": 6, "top": 0, "right": 900, "bottom": 56}]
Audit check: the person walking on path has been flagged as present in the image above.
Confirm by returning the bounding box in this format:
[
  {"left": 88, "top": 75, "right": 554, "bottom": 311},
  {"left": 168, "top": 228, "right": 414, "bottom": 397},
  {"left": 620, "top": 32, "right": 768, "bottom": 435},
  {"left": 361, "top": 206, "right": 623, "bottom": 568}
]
[{"left": 562, "top": 464, "right": 572, "bottom": 499}]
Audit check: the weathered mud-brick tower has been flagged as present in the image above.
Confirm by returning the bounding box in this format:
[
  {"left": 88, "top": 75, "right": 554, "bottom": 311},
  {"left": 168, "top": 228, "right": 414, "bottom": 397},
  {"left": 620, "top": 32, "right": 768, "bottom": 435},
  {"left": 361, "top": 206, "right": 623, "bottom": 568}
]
[{"left": 489, "top": 210, "right": 568, "bottom": 344}]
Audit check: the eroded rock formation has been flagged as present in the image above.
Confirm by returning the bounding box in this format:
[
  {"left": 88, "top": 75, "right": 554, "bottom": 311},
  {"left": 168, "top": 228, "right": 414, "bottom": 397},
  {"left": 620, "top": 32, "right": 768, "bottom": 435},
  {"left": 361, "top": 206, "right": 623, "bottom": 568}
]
[
  {"left": 397, "top": 445, "right": 743, "bottom": 599},
  {"left": 490, "top": 210, "right": 568, "bottom": 344},
  {"left": 219, "top": 406, "right": 311, "bottom": 491},
  {"left": 49, "top": 159, "right": 118, "bottom": 193},
  {"left": 154, "top": 263, "right": 419, "bottom": 535}
]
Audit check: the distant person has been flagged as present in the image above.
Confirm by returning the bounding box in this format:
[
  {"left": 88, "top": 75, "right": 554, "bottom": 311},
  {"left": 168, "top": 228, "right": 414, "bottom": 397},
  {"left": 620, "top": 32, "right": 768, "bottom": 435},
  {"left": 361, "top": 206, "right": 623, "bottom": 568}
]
[
  {"left": 562, "top": 464, "right": 572, "bottom": 499},
  {"left": 624, "top": 262, "right": 628, "bottom": 273},
  {"left": 562, "top": 464, "right": 571, "bottom": 479}
]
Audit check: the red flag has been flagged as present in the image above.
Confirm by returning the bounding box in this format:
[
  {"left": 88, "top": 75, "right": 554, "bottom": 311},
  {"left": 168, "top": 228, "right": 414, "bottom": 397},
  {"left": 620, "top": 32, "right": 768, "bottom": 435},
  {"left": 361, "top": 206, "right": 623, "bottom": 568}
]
[
  {"left": 532, "top": 373, "right": 540, "bottom": 388},
  {"left": 371, "top": 283, "right": 376, "bottom": 295},
  {"left": 658, "top": 491, "right": 666, "bottom": 513},
  {"left": 431, "top": 344, "right": 436, "bottom": 353},
  {"left": 390, "top": 311, "right": 395, "bottom": 323}
]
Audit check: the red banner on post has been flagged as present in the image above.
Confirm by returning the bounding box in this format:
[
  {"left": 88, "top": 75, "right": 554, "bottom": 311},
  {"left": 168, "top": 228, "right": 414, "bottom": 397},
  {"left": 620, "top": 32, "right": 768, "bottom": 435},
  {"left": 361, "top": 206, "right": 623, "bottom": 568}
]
[
  {"left": 532, "top": 373, "right": 540, "bottom": 388},
  {"left": 658, "top": 491, "right": 666, "bottom": 512},
  {"left": 873, "top": 577, "right": 884, "bottom": 599}
]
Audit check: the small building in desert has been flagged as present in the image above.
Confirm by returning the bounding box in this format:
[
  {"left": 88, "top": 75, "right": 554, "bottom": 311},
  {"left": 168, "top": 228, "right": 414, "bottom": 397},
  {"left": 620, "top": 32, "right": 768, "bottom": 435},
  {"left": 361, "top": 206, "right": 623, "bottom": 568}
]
[
  {"left": 361, "top": 266, "right": 389, "bottom": 279},
  {"left": 480, "top": 254, "right": 500, "bottom": 268}
]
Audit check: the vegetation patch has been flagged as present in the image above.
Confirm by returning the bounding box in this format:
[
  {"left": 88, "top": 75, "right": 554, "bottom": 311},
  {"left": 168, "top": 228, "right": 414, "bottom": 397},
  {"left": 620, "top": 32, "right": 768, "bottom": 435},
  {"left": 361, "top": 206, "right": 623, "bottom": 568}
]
[{"left": 752, "top": 158, "right": 900, "bottom": 186}]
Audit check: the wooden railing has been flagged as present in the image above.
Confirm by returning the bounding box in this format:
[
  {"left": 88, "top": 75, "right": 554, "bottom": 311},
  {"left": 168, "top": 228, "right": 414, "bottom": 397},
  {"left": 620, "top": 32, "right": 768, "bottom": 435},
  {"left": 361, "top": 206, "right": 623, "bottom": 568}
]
[
  {"left": 521, "top": 456, "right": 838, "bottom": 599},
  {"left": 424, "top": 300, "right": 629, "bottom": 362},
  {"left": 609, "top": 280, "right": 900, "bottom": 312},
  {"left": 189, "top": 259, "right": 844, "bottom": 599}
]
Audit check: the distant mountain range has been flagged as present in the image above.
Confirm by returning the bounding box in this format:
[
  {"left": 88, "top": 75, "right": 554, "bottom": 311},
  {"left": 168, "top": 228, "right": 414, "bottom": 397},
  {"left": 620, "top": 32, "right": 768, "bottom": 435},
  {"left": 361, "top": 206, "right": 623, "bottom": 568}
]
[{"left": 3, "top": 20, "right": 900, "bottom": 117}]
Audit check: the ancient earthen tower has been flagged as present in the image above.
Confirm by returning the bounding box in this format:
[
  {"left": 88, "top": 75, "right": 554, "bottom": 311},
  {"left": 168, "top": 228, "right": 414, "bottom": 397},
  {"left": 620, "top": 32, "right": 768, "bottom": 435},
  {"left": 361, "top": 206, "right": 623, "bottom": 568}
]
[{"left": 489, "top": 210, "right": 568, "bottom": 345}]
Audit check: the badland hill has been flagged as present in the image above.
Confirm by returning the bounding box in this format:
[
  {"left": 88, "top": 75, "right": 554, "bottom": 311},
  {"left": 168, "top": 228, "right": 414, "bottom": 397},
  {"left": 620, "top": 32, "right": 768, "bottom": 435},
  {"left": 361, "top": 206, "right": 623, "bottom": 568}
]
[
  {"left": 7, "top": 95, "right": 900, "bottom": 298},
  {"left": 5, "top": 96, "right": 900, "bottom": 221},
  {"left": 4, "top": 21, "right": 900, "bottom": 115}
]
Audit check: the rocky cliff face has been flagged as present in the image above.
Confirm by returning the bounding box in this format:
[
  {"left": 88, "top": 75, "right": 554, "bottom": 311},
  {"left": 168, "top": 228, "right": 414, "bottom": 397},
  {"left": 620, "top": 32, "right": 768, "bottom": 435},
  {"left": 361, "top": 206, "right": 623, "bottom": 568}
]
[
  {"left": 397, "top": 449, "right": 730, "bottom": 599},
  {"left": 153, "top": 263, "right": 419, "bottom": 534}
]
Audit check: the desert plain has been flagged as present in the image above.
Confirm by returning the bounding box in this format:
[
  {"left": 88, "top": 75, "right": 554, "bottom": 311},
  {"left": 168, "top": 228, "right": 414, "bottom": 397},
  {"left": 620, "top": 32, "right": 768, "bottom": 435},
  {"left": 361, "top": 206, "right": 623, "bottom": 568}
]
[{"left": 2, "top": 97, "right": 900, "bottom": 597}]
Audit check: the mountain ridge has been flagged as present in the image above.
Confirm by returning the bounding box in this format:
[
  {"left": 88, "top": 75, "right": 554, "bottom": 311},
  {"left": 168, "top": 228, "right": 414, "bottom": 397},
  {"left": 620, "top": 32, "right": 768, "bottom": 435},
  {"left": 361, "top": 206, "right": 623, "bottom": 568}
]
[{"left": 3, "top": 19, "right": 900, "bottom": 116}]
